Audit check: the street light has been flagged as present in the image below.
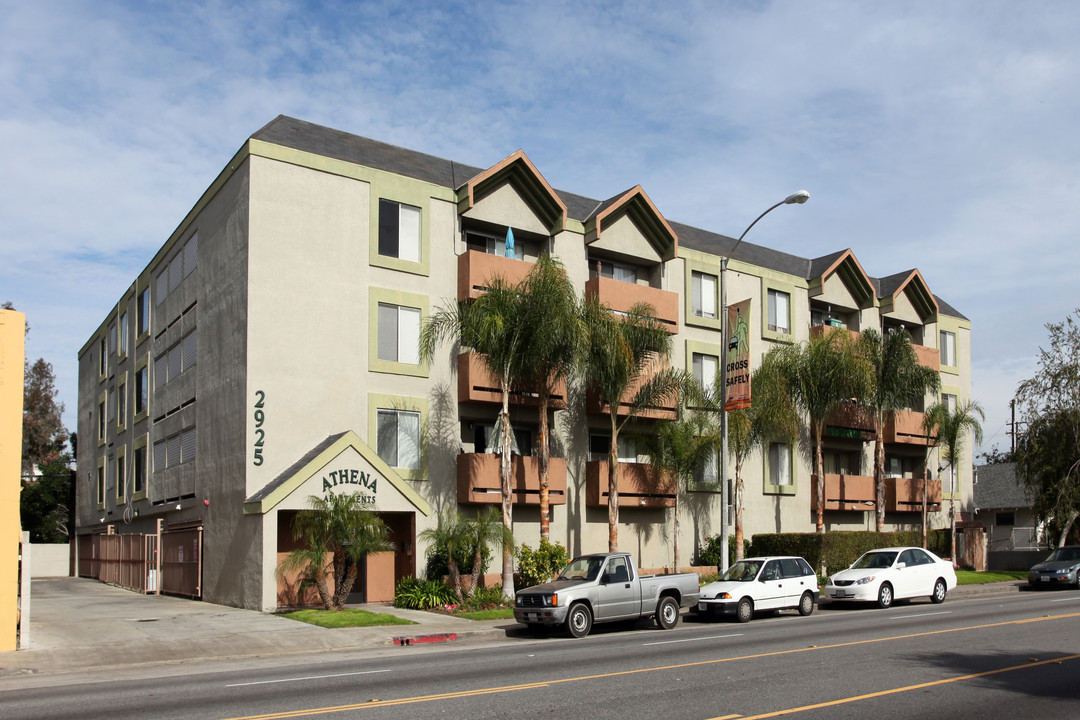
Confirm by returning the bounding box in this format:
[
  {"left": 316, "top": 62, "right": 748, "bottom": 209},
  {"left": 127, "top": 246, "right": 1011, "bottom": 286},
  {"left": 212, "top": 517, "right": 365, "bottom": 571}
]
[{"left": 719, "top": 190, "right": 809, "bottom": 571}]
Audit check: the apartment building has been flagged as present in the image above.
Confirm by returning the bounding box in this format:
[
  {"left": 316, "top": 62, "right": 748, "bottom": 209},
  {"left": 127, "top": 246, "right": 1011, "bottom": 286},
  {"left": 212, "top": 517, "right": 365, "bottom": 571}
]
[{"left": 75, "top": 116, "right": 972, "bottom": 611}]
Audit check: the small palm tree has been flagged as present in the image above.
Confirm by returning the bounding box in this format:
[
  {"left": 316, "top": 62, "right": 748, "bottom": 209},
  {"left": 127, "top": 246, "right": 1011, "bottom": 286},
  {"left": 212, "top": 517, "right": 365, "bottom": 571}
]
[
  {"left": 924, "top": 399, "right": 984, "bottom": 564},
  {"left": 859, "top": 328, "right": 941, "bottom": 531},
  {"left": 462, "top": 506, "right": 516, "bottom": 597},
  {"left": 582, "top": 297, "right": 680, "bottom": 552},
  {"left": 419, "top": 509, "right": 468, "bottom": 600},
  {"left": 279, "top": 493, "right": 394, "bottom": 611}
]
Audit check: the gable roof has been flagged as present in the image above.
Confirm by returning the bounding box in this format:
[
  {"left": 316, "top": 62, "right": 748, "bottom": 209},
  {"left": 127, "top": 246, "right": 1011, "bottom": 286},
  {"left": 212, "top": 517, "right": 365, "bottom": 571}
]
[{"left": 974, "top": 463, "right": 1033, "bottom": 511}]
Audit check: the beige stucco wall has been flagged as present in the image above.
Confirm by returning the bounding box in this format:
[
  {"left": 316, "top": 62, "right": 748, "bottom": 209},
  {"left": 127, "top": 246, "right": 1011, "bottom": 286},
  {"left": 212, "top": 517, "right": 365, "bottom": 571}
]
[{"left": 0, "top": 309, "right": 25, "bottom": 651}]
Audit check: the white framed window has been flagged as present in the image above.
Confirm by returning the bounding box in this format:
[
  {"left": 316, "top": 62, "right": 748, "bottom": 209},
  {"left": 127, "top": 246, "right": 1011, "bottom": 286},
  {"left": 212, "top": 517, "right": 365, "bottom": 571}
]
[
  {"left": 769, "top": 443, "right": 792, "bottom": 486},
  {"left": 942, "top": 393, "right": 957, "bottom": 414},
  {"left": 377, "top": 409, "right": 420, "bottom": 469},
  {"left": 694, "top": 451, "right": 719, "bottom": 484},
  {"left": 692, "top": 352, "right": 718, "bottom": 390},
  {"left": 691, "top": 271, "right": 717, "bottom": 319},
  {"left": 939, "top": 330, "right": 956, "bottom": 366},
  {"left": 378, "top": 199, "right": 421, "bottom": 262},
  {"left": 377, "top": 303, "right": 421, "bottom": 364},
  {"left": 768, "top": 289, "right": 790, "bottom": 334}
]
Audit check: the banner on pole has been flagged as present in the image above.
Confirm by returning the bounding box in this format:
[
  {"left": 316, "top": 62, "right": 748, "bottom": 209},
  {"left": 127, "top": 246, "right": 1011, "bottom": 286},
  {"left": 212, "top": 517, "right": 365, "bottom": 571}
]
[{"left": 725, "top": 298, "right": 751, "bottom": 411}]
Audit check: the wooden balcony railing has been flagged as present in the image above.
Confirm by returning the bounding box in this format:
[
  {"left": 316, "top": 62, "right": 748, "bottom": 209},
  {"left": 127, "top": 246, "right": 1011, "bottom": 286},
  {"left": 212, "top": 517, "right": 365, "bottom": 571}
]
[
  {"left": 456, "top": 453, "right": 567, "bottom": 505},
  {"left": 457, "top": 250, "right": 533, "bottom": 300},
  {"left": 585, "top": 460, "right": 675, "bottom": 509},
  {"left": 884, "top": 410, "right": 935, "bottom": 446},
  {"left": 584, "top": 276, "right": 679, "bottom": 331},
  {"left": 457, "top": 352, "right": 567, "bottom": 409},
  {"left": 811, "top": 473, "right": 942, "bottom": 512}
]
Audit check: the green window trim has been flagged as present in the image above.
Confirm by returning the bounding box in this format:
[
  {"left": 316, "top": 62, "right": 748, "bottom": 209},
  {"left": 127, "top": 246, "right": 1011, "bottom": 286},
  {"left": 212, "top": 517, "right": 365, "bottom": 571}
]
[
  {"left": 763, "top": 441, "right": 798, "bottom": 496},
  {"left": 369, "top": 180, "right": 432, "bottom": 277},
  {"left": 761, "top": 277, "right": 798, "bottom": 345},
  {"left": 682, "top": 252, "right": 723, "bottom": 331},
  {"left": 368, "top": 287, "right": 430, "bottom": 377},
  {"left": 368, "top": 393, "right": 429, "bottom": 482}
]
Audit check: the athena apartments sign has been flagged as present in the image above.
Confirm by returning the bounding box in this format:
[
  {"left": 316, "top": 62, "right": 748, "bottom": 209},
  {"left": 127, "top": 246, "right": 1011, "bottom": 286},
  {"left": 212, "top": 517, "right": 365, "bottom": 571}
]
[{"left": 321, "top": 467, "right": 379, "bottom": 505}]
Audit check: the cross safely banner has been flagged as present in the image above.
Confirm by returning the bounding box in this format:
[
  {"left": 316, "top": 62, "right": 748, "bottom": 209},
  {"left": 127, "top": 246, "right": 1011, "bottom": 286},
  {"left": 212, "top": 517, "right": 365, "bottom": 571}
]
[{"left": 725, "top": 298, "right": 751, "bottom": 411}]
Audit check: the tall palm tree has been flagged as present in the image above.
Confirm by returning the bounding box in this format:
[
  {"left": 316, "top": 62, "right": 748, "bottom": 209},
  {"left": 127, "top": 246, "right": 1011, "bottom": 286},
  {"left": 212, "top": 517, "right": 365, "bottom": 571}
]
[
  {"left": 726, "top": 350, "right": 799, "bottom": 559},
  {"left": 420, "top": 277, "right": 528, "bottom": 597},
  {"left": 418, "top": 509, "right": 467, "bottom": 600},
  {"left": 773, "top": 328, "right": 872, "bottom": 533},
  {"left": 859, "top": 328, "right": 941, "bottom": 531},
  {"left": 279, "top": 493, "right": 394, "bottom": 611},
  {"left": 462, "top": 506, "right": 516, "bottom": 596},
  {"left": 582, "top": 297, "right": 680, "bottom": 552},
  {"left": 516, "top": 255, "right": 585, "bottom": 540},
  {"left": 924, "top": 398, "right": 984, "bottom": 564}
]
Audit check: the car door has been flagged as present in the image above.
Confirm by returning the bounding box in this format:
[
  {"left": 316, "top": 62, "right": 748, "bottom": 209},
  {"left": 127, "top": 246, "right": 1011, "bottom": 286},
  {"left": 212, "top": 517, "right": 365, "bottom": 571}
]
[
  {"left": 595, "top": 556, "right": 639, "bottom": 620},
  {"left": 894, "top": 549, "right": 922, "bottom": 598},
  {"left": 755, "top": 560, "right": 786, "bottom": 610},
  {"left": 908, "top": 548, "right": 939, "bottom": 597},
  {"left": 780, "top": 558, "right": 813, "bottom": 608}
]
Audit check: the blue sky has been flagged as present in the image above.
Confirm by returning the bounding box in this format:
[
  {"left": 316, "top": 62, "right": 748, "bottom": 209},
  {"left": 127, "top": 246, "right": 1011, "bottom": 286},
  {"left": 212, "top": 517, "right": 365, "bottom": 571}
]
[{"left": 4, "top": 0, "right": 1079, "bottom": 457}]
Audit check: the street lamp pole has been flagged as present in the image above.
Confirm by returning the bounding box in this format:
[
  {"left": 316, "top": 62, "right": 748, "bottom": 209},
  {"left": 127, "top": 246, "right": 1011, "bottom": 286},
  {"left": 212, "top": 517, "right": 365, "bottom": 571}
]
[{"left": 719, "top": 190, "right": 809, "bottom": 571}]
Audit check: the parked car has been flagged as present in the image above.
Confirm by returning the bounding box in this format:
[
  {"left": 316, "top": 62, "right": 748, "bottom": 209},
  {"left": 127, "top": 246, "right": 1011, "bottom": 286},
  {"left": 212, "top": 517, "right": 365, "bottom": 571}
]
[
  {"left": 824, "top": 547, "right": 956, "bottom": 608},
  {"left": 694, "top": 556, "right": 819, "bottom": 623},
  {"left": 1027, "top": 546, "right": 1080, "bottom": 588},
  {"left": 513, "top": 553, "right": 700, "bottom": 637}
]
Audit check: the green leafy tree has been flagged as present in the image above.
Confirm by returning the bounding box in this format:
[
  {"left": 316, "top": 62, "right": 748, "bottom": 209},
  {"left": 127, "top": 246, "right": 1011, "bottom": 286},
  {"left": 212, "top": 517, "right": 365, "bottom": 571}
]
[
  {"left": 859, "top": 328, "right": 941, "bottom": 531},
  {"left": 773, "top": 328, "right": 872, "bottom": 532},
  {"left": 1014, "top": 309, "right": 1080, "bottom": 546},
  {"left": 21, "top": 456, "right": 75, "bottom": 543},
  {"left": 924, "top": 399, "right": 984, "bottom": 563},
  {"left": 419, "top": 509, "right": 468, "bottom": 600},
  {"left": 279, "top": 493, "right": 394, "bottom": 611},
  {"left": 420, "top": 276, "right": 529, "bottom": 598},
  {"left": 582, "top": 297, "right": 679, "bottom": 551},
  {"left": 461, "top": 506, "right": 515, "bottom": 597}
]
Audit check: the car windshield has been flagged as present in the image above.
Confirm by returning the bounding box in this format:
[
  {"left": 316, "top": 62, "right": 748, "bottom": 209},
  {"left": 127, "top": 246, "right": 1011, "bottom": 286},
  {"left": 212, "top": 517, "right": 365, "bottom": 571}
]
[
  {"left": 1045, "top": 547, "right": 1080, "bottom": 563},
  {"left": 722, "top": 561, "right": 762, "bottom": 582},
  {"left": 852, "top": 552, "right": 897, "bottom": 570},
  {"left": 558, "top": 557, "right": 603, "bottom": 582}
]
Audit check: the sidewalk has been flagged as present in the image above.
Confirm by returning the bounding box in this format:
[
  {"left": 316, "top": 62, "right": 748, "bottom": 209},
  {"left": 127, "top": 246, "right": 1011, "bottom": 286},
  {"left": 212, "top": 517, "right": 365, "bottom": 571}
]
[{"left": 1, "top": 577, "right": 516, "bottom": 678}]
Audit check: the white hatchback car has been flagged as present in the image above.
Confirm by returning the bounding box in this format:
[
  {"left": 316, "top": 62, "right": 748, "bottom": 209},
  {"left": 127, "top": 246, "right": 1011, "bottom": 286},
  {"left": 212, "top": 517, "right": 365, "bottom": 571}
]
[
  {"left": 695, "top": 556, "right": 820, "bottom": 623},
  {"left": 825, "top": 547, "right": 956, "bottom": 608}
]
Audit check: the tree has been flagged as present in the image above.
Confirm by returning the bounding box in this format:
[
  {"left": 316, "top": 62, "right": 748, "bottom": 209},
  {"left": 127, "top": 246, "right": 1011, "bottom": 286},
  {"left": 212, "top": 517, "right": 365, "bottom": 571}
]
[
  {"left": 1014, "top": 309, "right": 1080, "bottom": 546},
  {"left": 773, "top": 328, "right": 872, "bottom": 532},
  {"left": 461, "top": 506, "right": 515, "bottom": 596},
  {"left": 924, "top": 399, "right": 984, "bottom": 564},
  {"left": 515, "top": 255, "right": 585, "bottom": 540},
  {"left": 22, "top": 357, "right": 68, "bottom": 478},
  {"left": 278, "top": 493, "right": 394, "bottom": 611},
  {"left": 20, "top": 456, "right": 75, "bottom": 543},
  {"left": 858, "top": 328, "right": 941, "bottom": 531},
  {"left": 582, "top": 298, "right": 679, "bottom": 551},
  {"left": 419, "top": 509, "right": 468, "bottom": 600},
  {"left": 420, "top": 275, "right": 529, "bottom": 597},
  {"left": 726, "top": 350, "right": 799, "bottom": 559}
]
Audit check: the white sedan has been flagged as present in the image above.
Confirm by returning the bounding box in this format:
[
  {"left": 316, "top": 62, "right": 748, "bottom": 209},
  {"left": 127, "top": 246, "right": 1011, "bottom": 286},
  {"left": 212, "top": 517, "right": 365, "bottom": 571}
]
[
  {"left": 695, "top": 556, "right": 820, "bottom": 623},
  {"left": 825, "top": 547, "right": 957, "bottom": 608}
]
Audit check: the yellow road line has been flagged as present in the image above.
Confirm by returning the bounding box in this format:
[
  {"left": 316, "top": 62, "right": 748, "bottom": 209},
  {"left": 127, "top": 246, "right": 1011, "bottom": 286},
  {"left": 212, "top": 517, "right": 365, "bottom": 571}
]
[
  {"left": 714, "top": 653, "right": 1080, "bottom": 720},
  {"left": 221, "top": 611, "right": 1080, "bottom": 720}
]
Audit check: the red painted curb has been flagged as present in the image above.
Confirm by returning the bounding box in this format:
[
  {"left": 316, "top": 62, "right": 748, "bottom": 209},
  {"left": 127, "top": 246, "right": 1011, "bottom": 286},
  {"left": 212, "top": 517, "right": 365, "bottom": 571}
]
[{"left": 393, "top": 633, "right": 458, "bottom": 646}]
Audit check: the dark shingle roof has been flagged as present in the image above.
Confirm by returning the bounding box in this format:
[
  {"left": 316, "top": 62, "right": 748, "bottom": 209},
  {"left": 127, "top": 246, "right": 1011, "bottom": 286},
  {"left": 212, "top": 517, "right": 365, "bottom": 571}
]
[
  {"left": 244, "top": 431, "right": 349, "bottom": 503},
  {"left": 974, "top": 463, "right": 1032, "bottom": 510},
  {"left": 250, "top": 116, "right": 967, "bottom": 320}
]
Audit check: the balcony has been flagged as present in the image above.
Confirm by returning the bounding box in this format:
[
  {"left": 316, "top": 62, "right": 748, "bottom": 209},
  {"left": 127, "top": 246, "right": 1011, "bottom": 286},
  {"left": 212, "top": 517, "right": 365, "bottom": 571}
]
[
  {"left": 825, "top": 402, "right": 875, "bottom": 439},
  {"left": 811, "top": 473, "right": 942, "bottom": 512},
  {"left": 585, "top": 460, "right": 675, "bottom": 509},
  {"left": 457, "top": 352, "right": 567, "bottom": 409},
  {"left": 458, "top": 250, "right": 532, "bottom": 301},
  {"left": 584, "top": 276, "right": 679, "bottom": 331},
  {"left": 884, "top": 410, "right": 935, "bottom": 446},
  {"left": 457, "top": 453, "right": 567, "bottom": 505},
  {"left": 913, "top": 343, "right": 940, "bottom": 372}
]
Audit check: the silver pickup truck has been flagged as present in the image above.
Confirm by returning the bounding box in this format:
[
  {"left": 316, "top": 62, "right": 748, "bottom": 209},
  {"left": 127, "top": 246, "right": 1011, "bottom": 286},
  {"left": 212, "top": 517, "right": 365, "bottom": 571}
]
[{"left": 513, "top": 552, "right": 701, "bottom": 637}]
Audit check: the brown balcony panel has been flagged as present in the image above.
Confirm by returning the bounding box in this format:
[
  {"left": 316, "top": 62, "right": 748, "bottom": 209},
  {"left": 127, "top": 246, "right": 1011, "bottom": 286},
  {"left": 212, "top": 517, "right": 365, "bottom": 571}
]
[
  {"left": 585, "top": 460, "right": 675, "bottom": 508},
  {"left": 457, "top": 250, "right": 533, "bottom": 301},
  {"left": 810, "top": 325, "right": 861, "bottom": 341},
  {"left": 913, "top": 343, "right": 940, "bottom": 372},
  {"left": 457, "top": 353, "right": 568, "bottom": 409},
  {"left": 811, "top": 473, "right": 876, "bottom": 511},
  {"left": 584, "top": 354, "right": 677, "bottom": 419},
  {"left": 886, "top": 476, "right": 941, "bottom": 512},
  {"left": 585, "top": 276, "right": 679, "bottom": 331},
  {"left": 457, "top": 453, "right": 567, "bottom": 505},
  {"left": 826, "top": 403, "right": 876, "bottom": 435},
  {"left": 885, "top": 410, "right": 934, "bottom": 446}
]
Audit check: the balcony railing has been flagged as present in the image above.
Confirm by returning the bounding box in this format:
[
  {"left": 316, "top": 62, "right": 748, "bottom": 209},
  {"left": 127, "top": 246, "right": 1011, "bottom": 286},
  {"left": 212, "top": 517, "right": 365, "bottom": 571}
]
[
  {"left": 811, "top": 473, "right": 942, "bottom": 512},
  {"left": 913, "top": 343, "right": 940, "bottom": 372},
  {"left": 457, "top": 352, "right": 567, "bottom": 409},
  {"left": 456, "top": 453, "right": 567, "bottom": 505},
  {"left": 884, "top": 410, "right": 935, "bottom": 446},
  {"left": 584, "top": 276, "right": 679, "bottom": 331},
  {"left": 458, "top": 250, "right": 533, "bottom": 300},
  {"left": 585, "top": 353, "right": 677, "bottom": 420},
  {"left": 585, "top": 460, "right": 675, "bottom": 508},
  {"left": 825, "top": 402, "right": 875, "bottom": 437}
]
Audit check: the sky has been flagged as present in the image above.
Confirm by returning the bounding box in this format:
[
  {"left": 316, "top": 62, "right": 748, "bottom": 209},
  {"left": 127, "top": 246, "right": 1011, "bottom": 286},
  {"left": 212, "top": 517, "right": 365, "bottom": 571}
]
[{"left": 3, "top": 0, "right": 1079, "bottom": 459}]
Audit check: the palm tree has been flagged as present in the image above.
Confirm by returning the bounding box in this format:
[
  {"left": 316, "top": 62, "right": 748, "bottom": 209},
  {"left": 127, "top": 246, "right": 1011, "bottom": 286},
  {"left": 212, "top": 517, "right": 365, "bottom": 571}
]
[
  {"left": 418, "top": 509, "right": 468, "bottom": 600},
  {"left": 420, "top": 276, "right": 528, "bottom": 597},
  {"left": 924, "top": 398, "right": 984, "bottom": 564},
  {"left": 859, "top": 328, "right": 941, "bottom": 531},
  {"left": 726, "top": 350, "right": 799, "bottom": 559},
  {"left": 279, "top": 493, "right": 394, "bottom": 611},
  {"left": 773, "top": 328, "right": 872, "bottom": 532},
  {"left": 516, "top": 255, "right": 585, "bottom": 540},
  {"left": 582, "top": 297, "right": 680, "bottom": 551},
  {"left": 462, "top": 506, "right": 516, "bottom": 596}
]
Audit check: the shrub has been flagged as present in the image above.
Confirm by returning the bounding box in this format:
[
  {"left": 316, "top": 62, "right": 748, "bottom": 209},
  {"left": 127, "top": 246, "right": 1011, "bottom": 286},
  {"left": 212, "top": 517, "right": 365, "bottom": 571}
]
[
  {"left": 393, "top": 576, "right": 457, "bottom": 609},
  {"left": 424, "top": 538, "right": 490, "bottom": 580},
  {"left": 697, "top": 534, "right": 751, "bottom": 567},
  {"left": 516, "top": 539, "right": 570, "bottom": 590},
  {"left": 749, "top": 529, "right": 954, "bottom": 575},
  {"left": 458, "top": 584, "right": 508, "bottom": 612}
]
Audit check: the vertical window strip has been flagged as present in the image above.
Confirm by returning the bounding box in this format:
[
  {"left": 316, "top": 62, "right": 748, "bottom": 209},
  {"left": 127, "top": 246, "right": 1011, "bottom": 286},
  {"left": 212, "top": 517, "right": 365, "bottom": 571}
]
[
  {"left": 398, "top": 307, "right": 421, "bottom": 364},
  {"left": 167, "top": 434, "right": 181, "bottom": 468},
  {"left": 377, "top": 303, "right": 398, "bottom": 361},
  {"left": 168, "top": 344, "right": 182, "bottom": 381},
  {"left": 182, "top": 329, "right": 197, "bottom": 370},
  {"left": 398, "top": 204, "right": 421, "bottom": 262},
  {"left": 183, "top": 233, "right": 198, "bottom": 277},
  {"left": 378, "top": 199, "right": 399, "bottom": 258},
  {"left": 119, "top": 312, "right": 128, "bottom": 355},
  {"left": 153, "top": 440, "right": 166, "bottom": 474},
  {"left": 135, "top": 367, "right": 148, "bottom": 413},
  {"left": 133, "top": 446, "right": 146, "bottom": 494},
  {"left": 138, "top": 289, "right": 150, "bottom": 334},
  {"left": 181, "top": 427, "right": 197, "bottom": 463},
  {"left": 154, "top": 355, "right": 167, "bottom": 390},
  {"left": 156, "top": 268, "right": 168, "bottom": 306}
]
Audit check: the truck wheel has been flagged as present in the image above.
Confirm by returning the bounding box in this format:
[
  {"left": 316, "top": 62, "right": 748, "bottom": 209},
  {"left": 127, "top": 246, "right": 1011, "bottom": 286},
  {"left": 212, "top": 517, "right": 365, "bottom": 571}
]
[
  {"left": 566, "top": 603, "right": 593, "bottom": 638},
  {"left": 736, "top": 597, "right": 754, "bottom": 623},
  {"left": 656, "top": 596, "right": 680, "bottom": 629},
  {"left": 798, "top": 592, "right": 815, "bottom": 616}
]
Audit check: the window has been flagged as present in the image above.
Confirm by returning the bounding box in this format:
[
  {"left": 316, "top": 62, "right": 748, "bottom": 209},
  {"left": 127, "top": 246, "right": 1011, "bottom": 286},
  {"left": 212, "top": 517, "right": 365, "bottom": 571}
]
[
  {"left": 378, "top": 199, "right": 421, "bottom": 262},
  {"left": 377, "top": 409, "right": 420, "bottom": 469},
  {"left": 115, "top": 451, "right": 126, "bottom": 501},
  {"left": 692, "top": 352, "right": 718, "bottom": 390},
  {"left": 119, "top": 312, "right": 128, "bottom": 356},
  {"left": 108, "top": 322, "right": 117, "bottom": 356},
  {"left": 154, "top": 329, "right": 198, "bottom": 390},
  {"left": 183, "top": 233, "right": 198, "bottom": 277},
  {"left": 474, "top": 424, "right": 533, "bottom": 456},
  {"left": 595, "top": 260, "right": 637, "bottom": 284},
  {"left": 181, "top": 427, "right": 197, "bottom": 463},
  {"left": 768, "top": 289, "right": 790, "bottom": 334},
  {"left": 135, "top": 366, "right": 148, "bottom": 414},
  {"left": 137, "top": 289, "right": 150, "bottom": 335},
  {"left": 589, "top": 434, "right": 637, "bottom": 463},
  {"left": 98, "top": 399, "right": 106, "bottom": 441},
  {"left": 996, "top": 511, "right": 1015, "bottom": 526},
  {"left": 133, "top": 445, "right": 147, "bottom": 495},
  {"left": 769, "top": 443, "right": 792, "bottom": 486},
  {"left": 156, "top": 233, "right": 199, "bottom": 305},
  {"left": 153, "top": 426, "right": 197, "bottom": 472},
  {"left": 108, "top": 387, "right": 116, "bottom": 422},
  {"left": 694, "top": 451, "right": 719, "bottom": 485},
  {"left": 117, "top": 378, "right": 127, "bottom": 427},
  {"left": 96, "top": 463, "right": 106, "bottom": 507},
  {"left": 691, "top": 271, "right": 717, "bottom": 319},
  {"left": 99, "top": 337, "right": 107, "bottom": 377},
  {"left": 939, "top": 330, "right": 956, "bottom": 366},
  {"left": 942, "top": 393, "right": 957, "bottom": 414},
  {"left": 377, "top": 303, "right": 420, "bottom": 364},
  {"left": 465, "top": 229, "right": 523, "bottom": 260}
]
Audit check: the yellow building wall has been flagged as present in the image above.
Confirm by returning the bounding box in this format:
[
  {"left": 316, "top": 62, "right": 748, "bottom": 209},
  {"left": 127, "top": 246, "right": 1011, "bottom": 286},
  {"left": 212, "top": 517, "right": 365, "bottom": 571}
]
[{"left": 0, "top": 309, "right": 26, "bottom": 652}]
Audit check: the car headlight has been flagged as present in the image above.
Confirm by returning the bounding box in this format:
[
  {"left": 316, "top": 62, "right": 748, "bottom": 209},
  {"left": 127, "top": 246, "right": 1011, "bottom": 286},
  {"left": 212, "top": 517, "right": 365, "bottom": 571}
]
[{"left": 855, "top": 576, "right": 875, "bottom": 585}]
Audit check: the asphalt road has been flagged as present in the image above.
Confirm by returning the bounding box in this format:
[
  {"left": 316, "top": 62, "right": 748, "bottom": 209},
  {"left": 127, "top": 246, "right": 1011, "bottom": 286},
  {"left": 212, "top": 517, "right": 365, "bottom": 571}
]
[{"left": 3, "top": 590, "right": 1079, "bottom": 720}]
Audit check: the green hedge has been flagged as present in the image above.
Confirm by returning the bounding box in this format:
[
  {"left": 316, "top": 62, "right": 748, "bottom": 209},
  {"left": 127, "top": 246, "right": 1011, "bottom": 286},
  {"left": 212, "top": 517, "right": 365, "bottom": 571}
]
[{"left": 749, "top": 529, "right": 951, "bottom": 575}]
